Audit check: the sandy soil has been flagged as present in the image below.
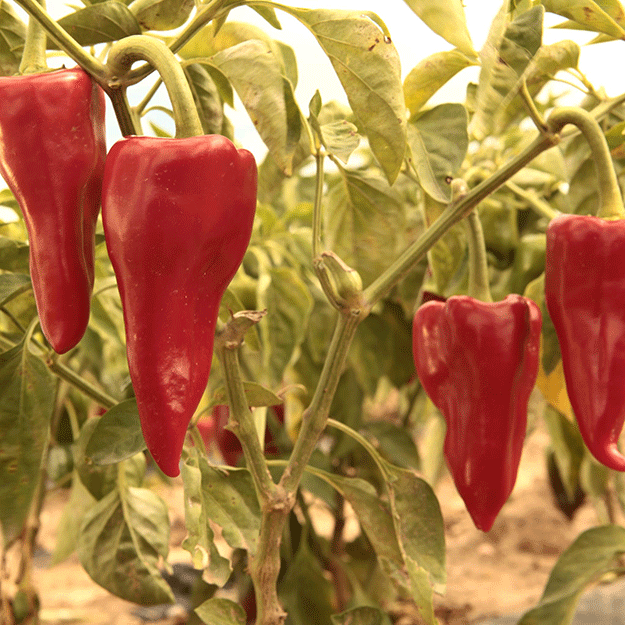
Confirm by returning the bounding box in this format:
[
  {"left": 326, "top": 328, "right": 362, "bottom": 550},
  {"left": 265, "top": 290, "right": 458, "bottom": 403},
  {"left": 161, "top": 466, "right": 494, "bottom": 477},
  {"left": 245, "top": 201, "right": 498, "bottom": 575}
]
[{"left": 28, "top": 425, "right": 602, "bottom": 625}]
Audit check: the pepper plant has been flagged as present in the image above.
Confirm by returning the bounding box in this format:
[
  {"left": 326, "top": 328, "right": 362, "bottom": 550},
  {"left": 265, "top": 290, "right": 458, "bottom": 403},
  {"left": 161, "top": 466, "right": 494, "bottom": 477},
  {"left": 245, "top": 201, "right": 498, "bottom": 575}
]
[{"left": 4, "top": 1, "right": 625, "bottom": 625}]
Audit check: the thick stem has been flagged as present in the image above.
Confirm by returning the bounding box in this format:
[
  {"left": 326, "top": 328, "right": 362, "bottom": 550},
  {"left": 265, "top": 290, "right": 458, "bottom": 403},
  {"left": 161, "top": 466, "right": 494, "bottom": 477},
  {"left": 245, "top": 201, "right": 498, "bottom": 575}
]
[
  {"left": 363, "top": 131, "right": 559, "bottom": 305},
  {"left": 13, "top": 0, "right": 106, "bottom": 80},
  {"left": 548, "top": 107, "right": 625, "bottom": 220},
  {"left": 249, "top": 502, "right": 290, "bottom": 625},
  {"left": 465, "top": 210, "right": 492, "bottom": 302},
  {"left": 18, "top": 0, "right": 47, "bottom": 75},
  {"left": 280, "top": 311, "right": 362, "bottom": 495},
  {"left": 105, "top": 35, "right": 202, "bottom": 138}
]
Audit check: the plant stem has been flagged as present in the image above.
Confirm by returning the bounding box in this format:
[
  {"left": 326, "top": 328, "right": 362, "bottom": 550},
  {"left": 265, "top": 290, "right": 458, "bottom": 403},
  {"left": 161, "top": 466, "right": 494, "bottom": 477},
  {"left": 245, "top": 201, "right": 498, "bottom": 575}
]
[
  {"left": 363, "top": 130, "right": 559, "bottom": 305},
  {"left": 505, "top": 180, "right": 560, "bottom": 221},
  {"left": 135, "top": 76, "right": 164, "bottom": 117},
  {"left": 45, "top": 357, "right": 117, "bottom": 409},
  {"left": 107, "top": 87, "right": 142, "bottom": 137},
  {"left": 216, "top": 345, "right": 277, "bottom": 502},
  {"left": 548, "top": 107, "right": 625, "bottom": 220},
  {"left": 312, "top": 150, "right": 325, "bottom": 259},
  {"left": 167, "top": 0, "right": 231, "bottom": 55},
  {"left": 465, "top": 211, "right": 492, "bottom": 302},
  {"left": 18, "top": 0, "right": 47, "bottom": 75},
  {"left": 13, "top": 0, "right": 106, "bottom": 80},
  {"left": 519, "top": 80, "right": 547, "bottom": 133},
  {"left": 280, "top": 311, "right": 362, "bottom": 494},
  {"left": 119, "top": 0, "right": 231, "bottom": 85},
  {"left": 105, "top": 35, "right": 203, "bottom": 138}
]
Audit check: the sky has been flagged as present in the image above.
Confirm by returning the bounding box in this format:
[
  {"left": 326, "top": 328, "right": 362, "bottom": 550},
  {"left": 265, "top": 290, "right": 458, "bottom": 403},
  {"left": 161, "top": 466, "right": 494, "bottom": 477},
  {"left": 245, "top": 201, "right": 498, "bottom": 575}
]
[{"left": 3, "top": 0, "right": 625, "bottom": 173}]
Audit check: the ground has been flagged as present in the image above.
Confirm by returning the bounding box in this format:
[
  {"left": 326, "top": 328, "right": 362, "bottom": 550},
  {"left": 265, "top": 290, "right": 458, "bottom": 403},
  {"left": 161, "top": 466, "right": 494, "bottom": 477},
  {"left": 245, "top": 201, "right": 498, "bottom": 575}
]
[{"left": 30, "top": 425, "right": 603, "bottom": 625}]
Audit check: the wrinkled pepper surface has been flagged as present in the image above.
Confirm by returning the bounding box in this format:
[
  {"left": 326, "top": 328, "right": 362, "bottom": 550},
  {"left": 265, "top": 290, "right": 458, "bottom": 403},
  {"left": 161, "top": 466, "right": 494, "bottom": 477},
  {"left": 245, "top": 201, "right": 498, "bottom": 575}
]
[
  {"left": 413, "top": 294, "right": 541, "bottom": 531},
  {"left": 0, "top": 68, "right": 106, "bottom": 353},
  {"left": 102, "top": 135, "right": 257, "bottom": 477},
  {"left": 545, "top": 213, "right": 625, "bottom": 471}
]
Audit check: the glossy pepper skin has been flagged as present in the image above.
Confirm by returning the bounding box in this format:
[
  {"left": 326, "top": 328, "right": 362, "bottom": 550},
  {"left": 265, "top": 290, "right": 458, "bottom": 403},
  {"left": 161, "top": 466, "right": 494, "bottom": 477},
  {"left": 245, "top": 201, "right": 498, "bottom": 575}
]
[
  {"left": 545, "top": 214, "right": 625, "bottom": 471},
  {"left": 102, "top": 135, "right": 257, "bottom": 477},
  {"left": 0, "top": 68, "right": 106, "bottom": 353},
  {"left": 413, "top": 294, "right": 541, "bottom": 531}
]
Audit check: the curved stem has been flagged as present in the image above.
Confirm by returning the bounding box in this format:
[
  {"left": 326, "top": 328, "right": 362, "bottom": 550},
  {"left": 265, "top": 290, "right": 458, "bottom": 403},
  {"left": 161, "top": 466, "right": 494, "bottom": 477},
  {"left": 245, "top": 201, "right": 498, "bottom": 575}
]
[
  {"left": 13, "top": 0, "right": 106, "bottom": 80},
  {"left": 465, "top": 210, "right": 492, "bottom": 302},
  {"left": 106, "top": 35, "right": 202, "bottom": 138},
  {"left": 548, "top": 107, "right": 625, "bottom": 220},
  {"left": 19, "top": 0, "right": 47, "bottom": 75},
  {"left": 118, "top": 0, "right": 232, "bottom": 85}
]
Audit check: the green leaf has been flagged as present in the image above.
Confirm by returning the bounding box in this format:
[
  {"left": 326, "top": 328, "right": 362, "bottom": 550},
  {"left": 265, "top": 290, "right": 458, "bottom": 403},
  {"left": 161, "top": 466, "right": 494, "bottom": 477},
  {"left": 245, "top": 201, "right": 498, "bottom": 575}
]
[
  {"left": 404, "top": 49, "right": 478, "bottom": 116},
  {"left": 320, "top": 120, "right": 360, "bottom": 164},
  {"left": 85, "top": 399, "right": 146, "bottom": 466},
  {"left": 194, "top": 455, "right": 261, "bottom": 554},
  {"left": 384, "top": 462, "right": 446, "bottom": 592},
  {"left": 497, "top": 40, "right": 580, "bottom": 131},
  {"left": 0, "top": 273, "right": 30, "bottom": 307},
  {"left": 408, "top": 103, "right": 469, "bottom": 202},
  {"left": 184, "top": 63, "right": 225, "bottom": 136},
  {"left": 0, "top": 0, "right": 25, "bottom": 77},
  {"left": 472, "top": 5, "right": 544, "bottom": 139},
  {"left": 540, "top": 0, "right": 625, "bottom": 39},
  {"left": 325, "top": 169, "right": 406, "bottom": 286},
  {"left": 332, "top": 606, "right": 392, "bottom": 625},
  {"left": 518, "top": 526, "right": 625, "bottom": 624},
  {"left": 252, "top": 5, "right": 282, "bottom": 30},
  {"left": 309, "top": 469, "right": 404, "bottom": 565},
  {"left": 282, "top": 7, "right": 407, "bottom": 183},
  {"left": 0, "top": 236, "right": 29, "bottom": 272},
  {"left": 130, "top": 0, "right": 194, "bottom": 30},
  {"left": 363, "top": 421, "right": 420, "bottom": 471},
  {"left": 279, "top": 531, "right": 335, "bottom": 625},
  {"left": 212, "top": 381, "right": 282, "bottom": 409},
  {"left": 195, "top": 597, "right": 247, "bottom": 625},
  {"left": 208, "top": 40, "right": 302, "bottom": 175},
  {"left": 0, "top": 337, "right": 56, "bottom": 545},
  {"left": 54, "top": 1, "right": 141, "bottom": 48},
  {"left": 78, "top": 487, "right": 174, "bottom": 605},
  {"left": 181, "top": 450, "right": 232, "bottom": 586},
  {"left": 51, "top": 472, "right": 96, "bottom": 565},
  {"left": 543, "top": 405, "right": 585, "bottom": 501},
  {"left": 74, "top": 416, "right": 119, "bottom": 500},
  {"left": 262, "top": 266, "right": 313, "bottom": 385},
  {"left": 401, "top": 0, "right": 476, "bottom": 57}
]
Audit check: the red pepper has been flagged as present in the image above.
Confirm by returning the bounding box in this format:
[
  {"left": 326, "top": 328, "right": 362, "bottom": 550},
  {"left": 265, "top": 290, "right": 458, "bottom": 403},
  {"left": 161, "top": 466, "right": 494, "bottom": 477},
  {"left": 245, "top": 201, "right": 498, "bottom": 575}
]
[
  {"left": 102, "top": 135, "right": 257, "bottom": 477},
  {"left": 0, "top": 68, "right": 106, "bottom": 353},
  {"left": 412, "top": 294, "right": 541, "bottom": 531},
  {"left": 545, "top": 214, "right": 625, "bottom": 471}
]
